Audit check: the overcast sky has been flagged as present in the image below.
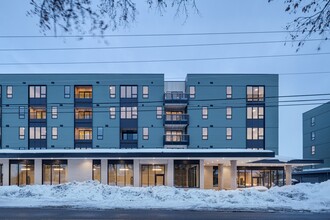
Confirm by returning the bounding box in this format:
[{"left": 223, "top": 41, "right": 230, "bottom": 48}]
[{"left": 1, "top": 0, "right": 329, "bottom": 158}]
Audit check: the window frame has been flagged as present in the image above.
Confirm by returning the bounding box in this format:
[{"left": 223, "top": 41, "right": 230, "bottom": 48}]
[
  {"left": 120, "top": 85, "right": 138, "bottom": 98},
  {"left": 6, "top": 86, "right": 13, "bottom": 99},
  {"left": 311, "top": 117, "right": 315, "bottom": 126},
  {"left": 247, "top": 127, "right": 264, "bottom": 140},
  {"left": 97, "top": 127, "right": 103, "bottom": 140},
  {"left": 64, "top": 85, "right": 70, "bottom": 99},
  {"left": 202, "top": 127, "right": 208, "bottom": 140},
  {"left": 29, "top": 86, "right": 46, "bottom": 98},
  {"left": 156, "top": 106, "right": 163, "bottom": 119},
  {"left": 109, "top": 86, "right": 116, "bottom": 98},
  {"left": 120, "top": 107, "right": 138, "bottom": 119},
  {"left": 19, "top": 127, "right": 25, "bottom": 140},
  {"left": 19, "top": 106, "right": 25, "bottom": 119},
  {"left": 51, "top": 127, "right": 58, "bottom": 140},
  {"left": 189, "top": 86, "right": 195, "bottom": 98},
  {"left": 109, "top": 107, "right": 116, "bottom": 119},
  {"left": 226, "top": 106, "right": 232, "bottom": 119},
  {"left": 142, "top": 86, "right": 149, "bottom": 99},
  {"left": 51, "top": 106, "right": 58, "bottom": 119},
  {"left": 202, "top": 106, "right": 208, "bottom": 119},
  {"left": 226, "top": 127, "right": 232, "bottom": 140},
  {"left": 311, "top": 131, "right": 315, "bottom": 141},
  {"left": 226, "top": 86, "right": 232, "bottom": 99},
  {"left": 311, "top": 145, "right": 315, "bottom": 155},
  {"left": 247, "top": 86, "right": 265, "bottom": 102},
  {"left": 143, "top": 127, "right": 149, "bottom": 140}
]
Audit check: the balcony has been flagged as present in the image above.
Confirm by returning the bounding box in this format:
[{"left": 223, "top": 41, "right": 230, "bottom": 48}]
[
  {"left": 163, "top": 114, "right": 189, "bottom": 128},
  {"left": 164, "top": 92, "right": 188, "bottom": 105},
  {"left": 74, "top": 140, "right": 92, "bottom": 149},
  {"left": 75, "top": 86, "right": 93, "bottom": 106},
  {"left": 163, "top": 134, "right": 189, "bottom": 146},
  {"left": 120, "top": 140, "right": 138, "bottom": 148}
]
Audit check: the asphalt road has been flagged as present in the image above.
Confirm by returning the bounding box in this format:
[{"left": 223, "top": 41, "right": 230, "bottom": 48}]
[{"left": 0, "top": 208, "right": 329, "bottom": 220}]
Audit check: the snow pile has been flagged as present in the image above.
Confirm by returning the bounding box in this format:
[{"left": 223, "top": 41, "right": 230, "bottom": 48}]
[{"left": 0, "top": 181, "right": 330, "bottom": 212}]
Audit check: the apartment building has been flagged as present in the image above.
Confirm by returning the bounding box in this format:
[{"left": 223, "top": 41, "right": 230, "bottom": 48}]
[{"left": 0, "top": 74, "right": 320, "bottom": 188}]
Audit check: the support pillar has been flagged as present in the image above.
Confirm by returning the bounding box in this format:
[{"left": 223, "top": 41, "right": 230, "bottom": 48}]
[
  {"left": 217, "top": 164, "right": 224, "bottom": 190},
  {"left": 34, "top": 159, "right": 42, "bottom": 185},
  {"left": 285, "top": 165, "right": 292, "bottom": 186},
  {"left": 200, "top": 159, "right": 204, "bottom": 189},
  {"left": 230, "top": 160, "right": 237, "bottom": 190},
  {"left": 101, "top": 159, "right": 107, "bottom": 185},
  {"left": 167, "top": 159, "right": 174, "bottom": 187},
  {"left": 0, "top": 159, "right": 9, "bottom": 186},
  {"left": 133, "top": 159, "right": 140, "bottom": 187}
]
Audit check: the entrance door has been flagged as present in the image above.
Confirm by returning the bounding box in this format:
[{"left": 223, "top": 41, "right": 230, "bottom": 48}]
[
  {"left": 0, "top": 164, "right": 3, "bottom": 186},
  {"left": 252, "top": 177, "right": 264, "bottom": 186},
  {"left": 155, "top": 174, "right": 165, "bottom": 186}
]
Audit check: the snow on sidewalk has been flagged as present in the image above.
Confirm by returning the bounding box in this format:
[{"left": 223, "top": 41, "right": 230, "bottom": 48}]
[{"left": 0, "top": 180, "right": 329, "bottom": 212}]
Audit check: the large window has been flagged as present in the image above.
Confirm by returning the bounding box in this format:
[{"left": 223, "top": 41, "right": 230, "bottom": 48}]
[
  {"left": 120, "top": 107, "right": 138, "bottom": 119},
  {"left": 120, "top": 86, "right": 137, "bottom": 98},
  {"left": 165, "top": 130, "right": 183, "bottom": 142},
  {"left": 9, "top": 160, "right": 34, "bottom": 186},
  {"left": 141, "top": 165, "right": 165, "bottom": 186},
  {"left": 29, "top": 107, "right": 47, "bottom": 119},
  {"left": 29, "top": 86, "right": 46, "bottom": 98},
  {"left": 247, "top": 128, "right": 264, "bottom": 140},
  {"left": 75, "top": 128, "right": 92, "bottom": 140},
  {"left": 108, "top": 160, "right": 133, "bottom": 186},
  {"left": 75, "top": 108, "right": 92, "bottom": 119},
  {"left": 174, "top": 160, "right": 200, "bottom": 188},
  {"left": 42, "top": 160, "right": 68, "bottom": 185},
  {"left": 121, "top": 130, "right": 137, "bottom": 141},
  {"left": 29, "top": 127, "right": 46, "bottom": 139},
  {"left": 93, "top": 160, "right": 101, "bottom": 182},
  {"left": 237, "top": 167, "right": 284, "bottom": 188},
  {"left": 247, "top": 106, "right": 264, "bottom": 119},
  {"left": 247, "top": 86, "right": 264, "bottom": 102},
  {"left": 75, "top": 86, "right": 92, "bottom": 99}
]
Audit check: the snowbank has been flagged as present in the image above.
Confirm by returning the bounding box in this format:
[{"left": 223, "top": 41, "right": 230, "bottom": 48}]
[{"left": 0, "top": 181, "right": 329, "bottom": 212}]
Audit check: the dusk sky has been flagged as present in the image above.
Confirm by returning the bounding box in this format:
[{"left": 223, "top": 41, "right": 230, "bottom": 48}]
[{"left": 1, "top": 0, "right": 329, "bottom": 158}]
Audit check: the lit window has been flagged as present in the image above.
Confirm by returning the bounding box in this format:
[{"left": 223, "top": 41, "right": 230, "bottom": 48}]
[
  {"left": 311, "top": 145, "right": 315, "bottom": 155},
  {"left": 156, "top": 107, "right": 163, "bottom": 119},
  {"left": 311, "top": 117, "right": 315, "bottom": 126},
  {"left": 120, "top": 86, "right": 137, "bottom": 98},
  {"left": 19, "top": 106, "right": 25, "bottom": 119},
  {"left": 29, "top": 86, "right": 46, "bottom": 98},
  {"left": 97, "top": 127, "right": 103, "bottom": 140},
  {"left": 19, "top": 127, "right": 25, "bottom": 140},
  {"left": 64, "top": 86, "right": 70, "bottom": 98},
  {"left": 6, "top": 86, "right": 13, "bottom": 98},
  {"left": 226, "top": 107, "right": 232, "bottom": 119},
  {"left": 51, "top": 106, "right": 58, "bottom": 119},
  {"left": 247, "top": 86, "right": 264, "bottom": 101},
  {"left": 247, "top": 128, "right": 264, "bottom": 140},
  {"left": 75, "top": 128, "right": 92, "bottom": 140},
  {"left": 29, "top": 127, "right": 46, "bottom": 139},
  {"left": 109, "top": 107, "right": 116, "bottom": 119},
  {"left": 120, "top": 107, "right": 138, "bottom": 119},
  {"left": 189, "top": 86, "right": 195, "bottom": 98},
  {"left": 143, "top": 127, "right": 149, "bottom": 140},
  {"left": 247, "top": 106, "right": 264, "bottom": 119},
  {"left": 226, "top": 127, "right": 232, "bottom": 140},
  {"left": 109, "top": 86, "right": 116, "bottom": 98},
  {"left": 29, "top": 107, "right": 47, "bottom": 119},
  {"left": 52, "top": 127, "right": 58, "bottom": 140},
  {"left": 311, "top": 131, "right": 315, "bottom": 141},
  {"left": 202, "top": 107, "right": 208, "bottom": 119},
  {"left": 202, "top": 127, "right": 208, "bottom": 140},
  {"left": 142, "top": 86, "right": 149, "bottom": 99},
  {"left": 226, "top": 86, "right": 232, "bottom": 99}
]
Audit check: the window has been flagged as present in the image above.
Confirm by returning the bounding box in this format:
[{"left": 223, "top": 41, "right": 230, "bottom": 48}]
[
  {"left": 174, "top": 160, "right": 199, "bottom": 188},
  {"left": 247, "top": 106, "right": 264, "bottom": 119},
  {"left": 121, "top": 130, "right": 138, "bottom": 141},
  {"left": 165, "top": 130, "right": 183, "bottom": 142},
  {"left": 97, "top": 127, "right": 103, "bottom": 140},
  {"left": 75, "top": 86, "right": 92, "bottom": 99},
  {"left": 247, "top": 128, "right": 264, "bottom": 140},
  {"left": 52, "top": 127, "right": 58, "bottom": 140},
  {"left": 142, "top": 86, "right": 149, "bottom": 99},
  {"left": 311, "top": 145, "right": 315, "bottom": 155},
  {"left": 42, "top": 160, "right": 68, "bottom": 185},
  {"left": 108, "top": 160, "right": 134, "bottom": 186},
  {"left": 226, "top": 86, "right": 232, "bottom": 99},
  {"left": 226, "top": 107, "right": 232, "bottom": 119},
  {"left": 75, "top": 128, "right": 92, "bottom": 140},
  {"left": 202, "top": 127, "right": 208, "bottom": 140},
  {"left": 226, "top": 127, "right": 232, "bottom": 140},
  {"left": 311, "top": 117, "right": 315, "bottom": 126},
  {"left": 29, "top": 127, "right": 47, "bottom": 139},
  {"left": 6, "top": 86, "right": 13, "bottom": 98},
  {"left": 156, "top": 107, "right": 163, "bottom": 119},
  {"left": 19, "top": 127, "right": 25, "bottom": 140},
  {"left": 64, "top": 86, "right": 70, "bottom": 98},
  {"left": 19, "top": 106, "right": 25, "bottom": 119},
  {"left": 29, "top": 107, "right": 47, "bottom": 119},
  {"left": 120, "top": 86, "right": 137, "bottom": 98},
  {"left": 109, "top": 86, "right": 116, "bottom": 98},
  {"left": 213, "top": 166, "right": 218, "bottom": 187},
  {"left": 51, "top": 106, "right": 58, "bottom": 119},
  {"left": 29, "top": 86, "right": 46, "bottom": 98},
  {"left": 141, "top": 165, "right": 165, "bottom": 186},
  {"left": 109, "top": 107, "right": 116, "bottom": 119},
  {"left": 202, "top": 107, "right": 208, "bottom": 119},
  {"left": 247, "top": 86, "right": 264, "bottom": 102},
  {"left": 75, "top": 108, "right": 92, "bottom": 119},
  {"left": 189, "top": 86, "right": 195, "bottom": 98},
  {"left": 143, "top": 127, "right": 149, "bottom": 140},
  {"left": 311, "top": 131, "right": 315, "bottom": 141},
  {"left": 92, "top": 160, "right": 101, "bottom": 182},
  {"left": 9, "top": 160, "right": 34, "bottom": 186},
  {"left": 120, "top": 107, "right": 138, "bottom": 119}
]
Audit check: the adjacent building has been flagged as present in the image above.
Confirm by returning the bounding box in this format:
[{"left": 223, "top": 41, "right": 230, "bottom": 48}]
[{"left": 0, "top": 74, "right": 320, "bottom": 188}]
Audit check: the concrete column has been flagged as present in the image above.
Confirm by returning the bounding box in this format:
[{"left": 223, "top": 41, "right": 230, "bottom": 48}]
[
  {"left": 133, "top": 159, "right": 140, "bottom": 187},
  {"left": 34, "top": 159, "right": 42, "bottom": 185},
  {"left": 167, "top": 159, "right": 174, "bottom": 187},
  {"left": 101, "top": 159, "right": 108, "bottom": 184},
  {"left": 230, "top": 160, "right": 237, "bottom": 190},
  {"left": 0, "top": 159, "right": 9, "bottom": 186},
  {"left": 200, "top": 159, "right": 204, "bottom": 189},
  {"left": 217, "top": 164, "right": 224, "bottom": 190},
  {"left": 285, "top": 165, "right": 292, "bottom": 186}
]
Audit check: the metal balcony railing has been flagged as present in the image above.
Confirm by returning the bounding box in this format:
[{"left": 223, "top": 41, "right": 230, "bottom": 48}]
[
  {"left": 163, "top": 114, "right": 189, "bottom": 125},
  {"left": 164, "top": 92, "right": 188, "bottom": 104},
  {"left": 163, "top": 134, "right": 189, "bottom": 145}
]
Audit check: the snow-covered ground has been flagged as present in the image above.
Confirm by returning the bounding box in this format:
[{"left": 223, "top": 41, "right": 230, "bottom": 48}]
[{"left": 0, "top": 181, "right": 329, "bottom": 212}]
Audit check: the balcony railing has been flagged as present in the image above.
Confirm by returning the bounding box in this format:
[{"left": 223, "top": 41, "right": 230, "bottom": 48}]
[
  {"left": 164, "top": 114, "right": 189, "bottom": 125},
  {"left": 164, "top": 92, "right": 188, "bottom": 104},
  {"left": 163, "top": 134, "right": 189, "bottom": 145}
]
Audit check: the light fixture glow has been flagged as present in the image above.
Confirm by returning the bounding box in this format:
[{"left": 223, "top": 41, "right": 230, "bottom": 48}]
[
  {"left": 152, "top": 168, "right": 162, "bottom": 171},
  {"left": 119, "top": 168, "right": 129, "bottom": 171},
  {"left": 20, "top": 168, "right": 31, "bottom": 171},
  {"left": 53, "top": 168, "right": 64, "bottom": 171}
]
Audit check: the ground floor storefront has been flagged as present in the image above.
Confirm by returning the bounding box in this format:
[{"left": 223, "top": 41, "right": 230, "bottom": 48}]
[{"left": 0, "top": 149, "right": 321, "bottom": 189}]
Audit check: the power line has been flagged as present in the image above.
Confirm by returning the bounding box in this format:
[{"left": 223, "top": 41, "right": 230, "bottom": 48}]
[
  {"left": 1, "top": 52, "right": 330, "bottom": 66},
  {"left": 0, "top": 38, "right": 324, "bottom": 52},
  {"left": 0, "top": 30, "right": 316, "bottom": 39}
]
